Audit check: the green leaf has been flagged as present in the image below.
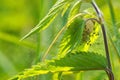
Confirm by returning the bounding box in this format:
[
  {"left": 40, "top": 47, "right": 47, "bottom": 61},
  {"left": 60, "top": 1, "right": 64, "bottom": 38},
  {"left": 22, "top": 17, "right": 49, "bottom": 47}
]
[
  {"left": 59, "top": 18, "right": 85, "bottom": 57},
  {"left": 61, "top": 2, "right": 71, "bottom": 16},
  {"left": 78, "top": 21, "right": 100, "bottom": 51},
  {"left": 58, "top": 1, "right": 84, "bottom": 57},
  {"left": 9, "top": 52, "right": 107, "bottom": 80},
  {"left": 59, "top": 8, "right": 100, "bottom": 57},
  {"left": 42, "top": 13, "right": 85, "bottom": 61},
  {"left": 73, "top": 8, "right": 100, "bottom": 52},
  {"left": 21, "top": 0, "right": 73, "bottom": 40},
  {"left": 68, "top": 0, "right": 82, "bottom": 19},
  {"left": 51, "top": 52, "right": 107, "bottom": 70}
]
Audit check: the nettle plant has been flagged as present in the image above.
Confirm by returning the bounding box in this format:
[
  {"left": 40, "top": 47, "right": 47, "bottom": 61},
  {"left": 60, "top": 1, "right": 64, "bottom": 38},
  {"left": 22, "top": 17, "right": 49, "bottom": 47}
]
[{"left": 10, "top": 0, "right": 116, "bottom": 80}]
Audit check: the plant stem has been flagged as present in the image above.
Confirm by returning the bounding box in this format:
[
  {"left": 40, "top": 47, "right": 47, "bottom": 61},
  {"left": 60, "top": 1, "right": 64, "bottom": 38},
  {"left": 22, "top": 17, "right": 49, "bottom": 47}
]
[
  {"left": 91, "top": 1, "right": 114, "bottom": 80},
  {"left": 106, "top": 68, "right": 114, "bottom": 80},
  {"left": 101, "top": 24, "right": 112, "bottom": 70}
]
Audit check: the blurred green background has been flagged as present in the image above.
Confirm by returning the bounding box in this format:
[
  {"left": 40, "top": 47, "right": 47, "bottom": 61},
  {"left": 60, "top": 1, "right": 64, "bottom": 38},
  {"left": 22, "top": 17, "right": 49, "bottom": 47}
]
[{"left": 0, "top": 0, "right": 120, "bottom": 80}]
